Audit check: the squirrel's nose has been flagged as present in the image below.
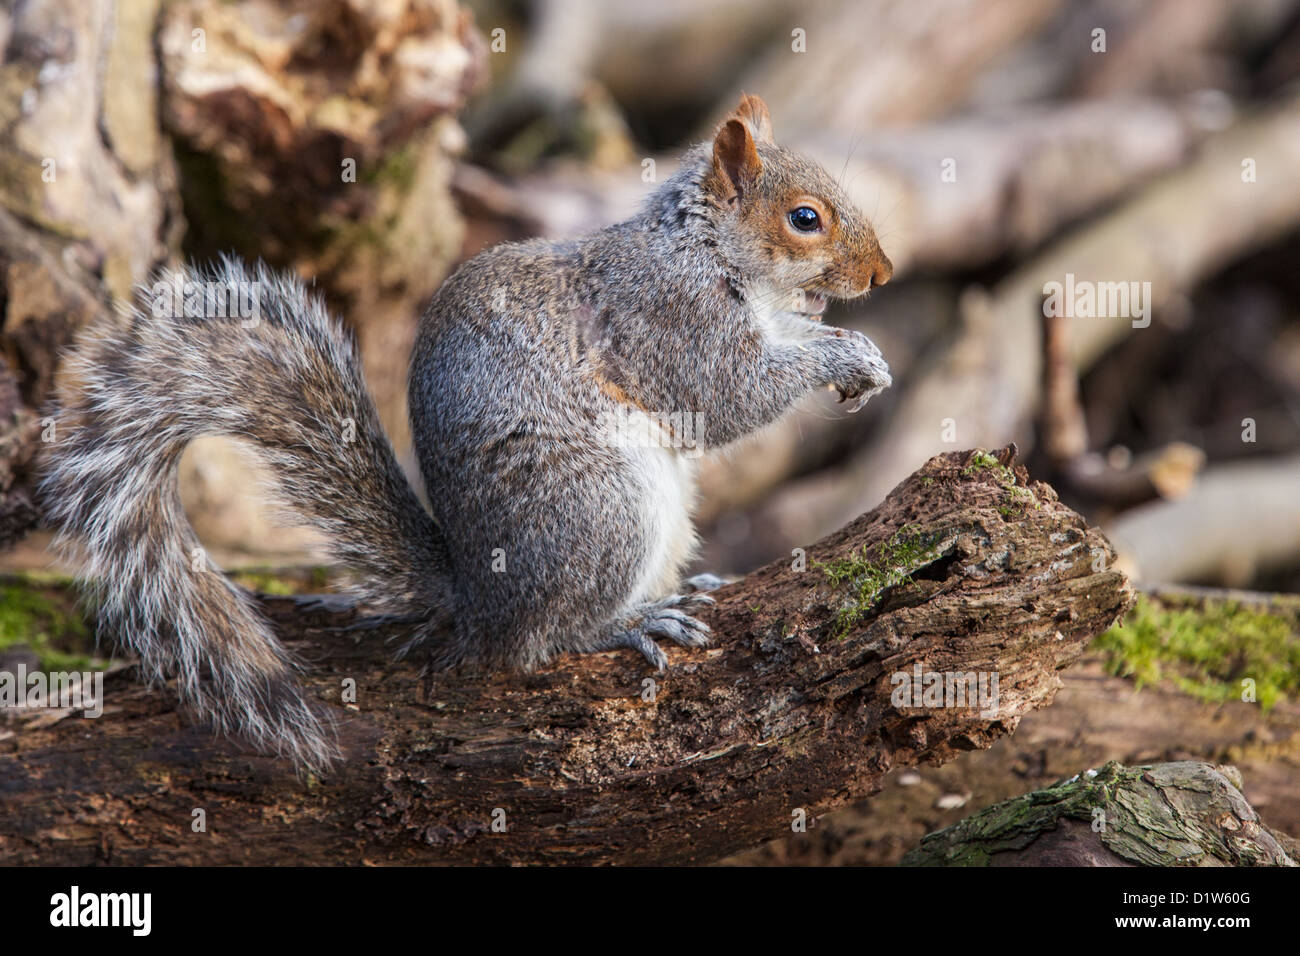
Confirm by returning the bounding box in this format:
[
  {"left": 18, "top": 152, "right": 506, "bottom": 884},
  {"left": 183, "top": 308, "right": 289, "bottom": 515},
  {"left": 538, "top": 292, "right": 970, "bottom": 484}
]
[
  {"left": 858, "top": 252, "right": 892, "bottom": 293},
  {"left": 871, "top": 253, "right": 893, "bottom": 289}
]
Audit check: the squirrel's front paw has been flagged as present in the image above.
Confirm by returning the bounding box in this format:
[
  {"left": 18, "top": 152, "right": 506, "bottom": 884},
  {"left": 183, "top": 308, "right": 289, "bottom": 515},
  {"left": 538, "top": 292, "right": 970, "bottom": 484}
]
[{"left": 823, "top": 328, "right": 891, "bottom": 410}]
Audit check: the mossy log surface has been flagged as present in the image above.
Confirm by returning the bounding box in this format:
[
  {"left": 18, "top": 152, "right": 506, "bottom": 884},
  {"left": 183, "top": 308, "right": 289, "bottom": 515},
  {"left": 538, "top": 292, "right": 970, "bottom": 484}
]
[
  {"left": 0, "top": 446, "right": 1133, "bottom": 865},
  {"left": 901, "top": 760, "right": 1299, "bottom": 866}
]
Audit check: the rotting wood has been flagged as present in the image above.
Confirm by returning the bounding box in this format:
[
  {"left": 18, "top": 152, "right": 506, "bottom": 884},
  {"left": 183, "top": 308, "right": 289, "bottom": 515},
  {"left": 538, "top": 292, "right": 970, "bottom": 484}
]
[{"left": 0, "top": 446, "right": 1134, "bottom": 865}]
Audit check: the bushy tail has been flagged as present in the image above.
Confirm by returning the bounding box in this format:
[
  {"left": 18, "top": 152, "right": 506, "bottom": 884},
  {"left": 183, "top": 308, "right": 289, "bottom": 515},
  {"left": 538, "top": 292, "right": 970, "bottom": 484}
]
[{"left": 39, "top": 258, "right": 451, "bottom": 772}]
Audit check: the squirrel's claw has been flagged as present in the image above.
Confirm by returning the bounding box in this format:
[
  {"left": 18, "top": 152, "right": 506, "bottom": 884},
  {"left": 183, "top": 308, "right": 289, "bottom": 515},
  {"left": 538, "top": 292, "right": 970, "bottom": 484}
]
[
  {"left": 644, "top": 606, "right": 712, "bottom": 647},
  {"left": 595, "top": 593, "right": 714, "bottom": 670},
  {"left": 610, "top": 630, "right": 671, "bottom": 672}
]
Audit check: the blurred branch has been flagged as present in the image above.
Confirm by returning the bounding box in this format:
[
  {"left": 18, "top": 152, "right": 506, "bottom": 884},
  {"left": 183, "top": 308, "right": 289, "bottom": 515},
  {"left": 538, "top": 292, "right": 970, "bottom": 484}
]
[
  {"left": 1040, "top": 305, "right": 1090, "bottom": 466},
  {"left": 728, "top": 0, "right": 1059, "bottom": 132},
  {"left": 1106, "top": 454, "right": 1300, "bottom": 585},
  {"left": 467, "top": 98, "right": 1203, "bottom": 273},
  {"left": 1040, "top": 306, "right": 1205, "bottom": 511},
  {"left": 1139, "top": 581, "right": 1300, "bottom": 616}
]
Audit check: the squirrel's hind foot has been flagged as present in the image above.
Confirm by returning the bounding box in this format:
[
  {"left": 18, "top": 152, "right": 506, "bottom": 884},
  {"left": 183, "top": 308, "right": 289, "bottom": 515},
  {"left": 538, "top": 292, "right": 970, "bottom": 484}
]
[{"left": 595, "top": 594, "right": 714, "bottom": 671}]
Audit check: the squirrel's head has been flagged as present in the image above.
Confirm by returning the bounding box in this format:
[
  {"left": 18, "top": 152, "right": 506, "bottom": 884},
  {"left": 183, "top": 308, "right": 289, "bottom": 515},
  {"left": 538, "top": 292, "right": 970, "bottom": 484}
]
[{"left": 702, "top": 94, "right": 892, "bottom": 315}]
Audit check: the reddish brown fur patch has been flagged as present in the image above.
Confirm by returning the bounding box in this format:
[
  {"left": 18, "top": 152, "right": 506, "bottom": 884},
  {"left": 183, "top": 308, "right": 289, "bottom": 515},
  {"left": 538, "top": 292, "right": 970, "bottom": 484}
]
[
  {"left": 711, "top": 119, "right": 763, "bottom": 201},
  {"left": 710, "top": 92, "right": 893, "bottom": 296},
  {"left": 595, "top": 374, "right": 649, "bottom": 413},
  {"left": 734, "top": 93, "right": 774, "bottom": 143}
]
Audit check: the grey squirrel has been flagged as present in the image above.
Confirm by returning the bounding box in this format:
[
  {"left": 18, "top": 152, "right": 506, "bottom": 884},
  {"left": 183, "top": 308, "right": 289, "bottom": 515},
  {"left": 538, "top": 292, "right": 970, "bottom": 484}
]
[{"left": 40, "top": 94, "right": 893, "bottom": 772}]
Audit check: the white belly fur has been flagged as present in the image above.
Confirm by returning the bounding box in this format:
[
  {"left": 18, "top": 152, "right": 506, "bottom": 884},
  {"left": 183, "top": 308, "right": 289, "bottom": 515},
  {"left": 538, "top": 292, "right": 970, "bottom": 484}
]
[{"left": 622, "top": 415, "right": 698, "bottom": 608}]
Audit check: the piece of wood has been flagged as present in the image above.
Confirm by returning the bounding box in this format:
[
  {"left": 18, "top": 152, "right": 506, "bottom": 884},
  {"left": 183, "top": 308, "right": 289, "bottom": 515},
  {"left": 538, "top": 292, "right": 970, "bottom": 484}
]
[
  {"left": 0, "top": 446, "right": 1133, "bottom": 865},
  {"left": 1105, "top": 454, "right": 1300, "bottom": 586},
  {"left": 156, "top": 0, "right": 486, "bottom": 545},
  {"left": 727, "top": 645, "right": 1300, "bottom": 865},
  {"left": 901, "top": 760, "right": 1298, "bottom": 866}
]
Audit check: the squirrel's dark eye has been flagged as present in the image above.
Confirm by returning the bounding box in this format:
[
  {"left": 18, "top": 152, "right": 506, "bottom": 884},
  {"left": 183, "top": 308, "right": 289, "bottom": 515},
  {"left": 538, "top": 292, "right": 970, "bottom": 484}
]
[{"left": 789, "top": 206, "right": 821, "bottom": 232}]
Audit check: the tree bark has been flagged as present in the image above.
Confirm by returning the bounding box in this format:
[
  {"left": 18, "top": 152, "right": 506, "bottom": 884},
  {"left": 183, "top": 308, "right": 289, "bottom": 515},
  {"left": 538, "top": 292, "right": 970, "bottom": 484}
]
[
  {"left": 0, "top": 0, "right": 182, "bottom": 550},
  {"left": 0, "top": 446, "right": 1134, "bottom": 865},
  {"left": 901, "top": 761, "right": 1299, "bottom": 866}
]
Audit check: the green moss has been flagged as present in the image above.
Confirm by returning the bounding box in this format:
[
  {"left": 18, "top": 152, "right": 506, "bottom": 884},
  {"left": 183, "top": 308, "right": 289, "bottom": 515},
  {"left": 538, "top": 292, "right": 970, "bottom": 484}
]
[
  {"left": 902, "top": 761, "right": 1293, "bottom": 866},
  {"left": 814, "top": 525, "right": 942, "bottom": 638},
  {"left": 903, "top": 762, "right": 1129, "bottom": 865},
  {"left": 0, "top": 583, "right": 100, "bottom": 671},
  {"left": 229, "top": 570, "right": 297, "bottom": 597},
  {"left": 961, "top": 450, "right": 1011, "bottom": 481},
  {"left": 229, "top": 566, "right": 341, "bottom": 596},
  {"left": 1092, "top": 595, "right": 1300, "bottom": 710},
  {"left": 961, "top": 449, "right": 1038, "bottom": 517},
  {"left": 361, "top": 143, "right": 418, "bottom": 192}
]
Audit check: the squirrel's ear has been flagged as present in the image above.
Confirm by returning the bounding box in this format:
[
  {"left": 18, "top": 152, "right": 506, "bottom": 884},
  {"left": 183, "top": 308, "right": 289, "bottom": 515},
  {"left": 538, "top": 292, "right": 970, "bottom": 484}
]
[
  {"left": 711, "top": 118, "right": 763, "bottom": 202},
  {"left": 732, "top": 93, "right": 774, "bottom": 143}
]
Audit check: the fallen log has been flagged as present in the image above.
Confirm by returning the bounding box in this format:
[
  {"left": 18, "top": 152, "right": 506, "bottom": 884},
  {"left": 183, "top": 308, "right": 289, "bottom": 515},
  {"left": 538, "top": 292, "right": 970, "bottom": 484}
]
[
  {"left": 901, "top": 761, "right": 1299, "bottom": 866},
  {"left": 0, "top": 446, "right": 1133, "bottom": 865}
]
